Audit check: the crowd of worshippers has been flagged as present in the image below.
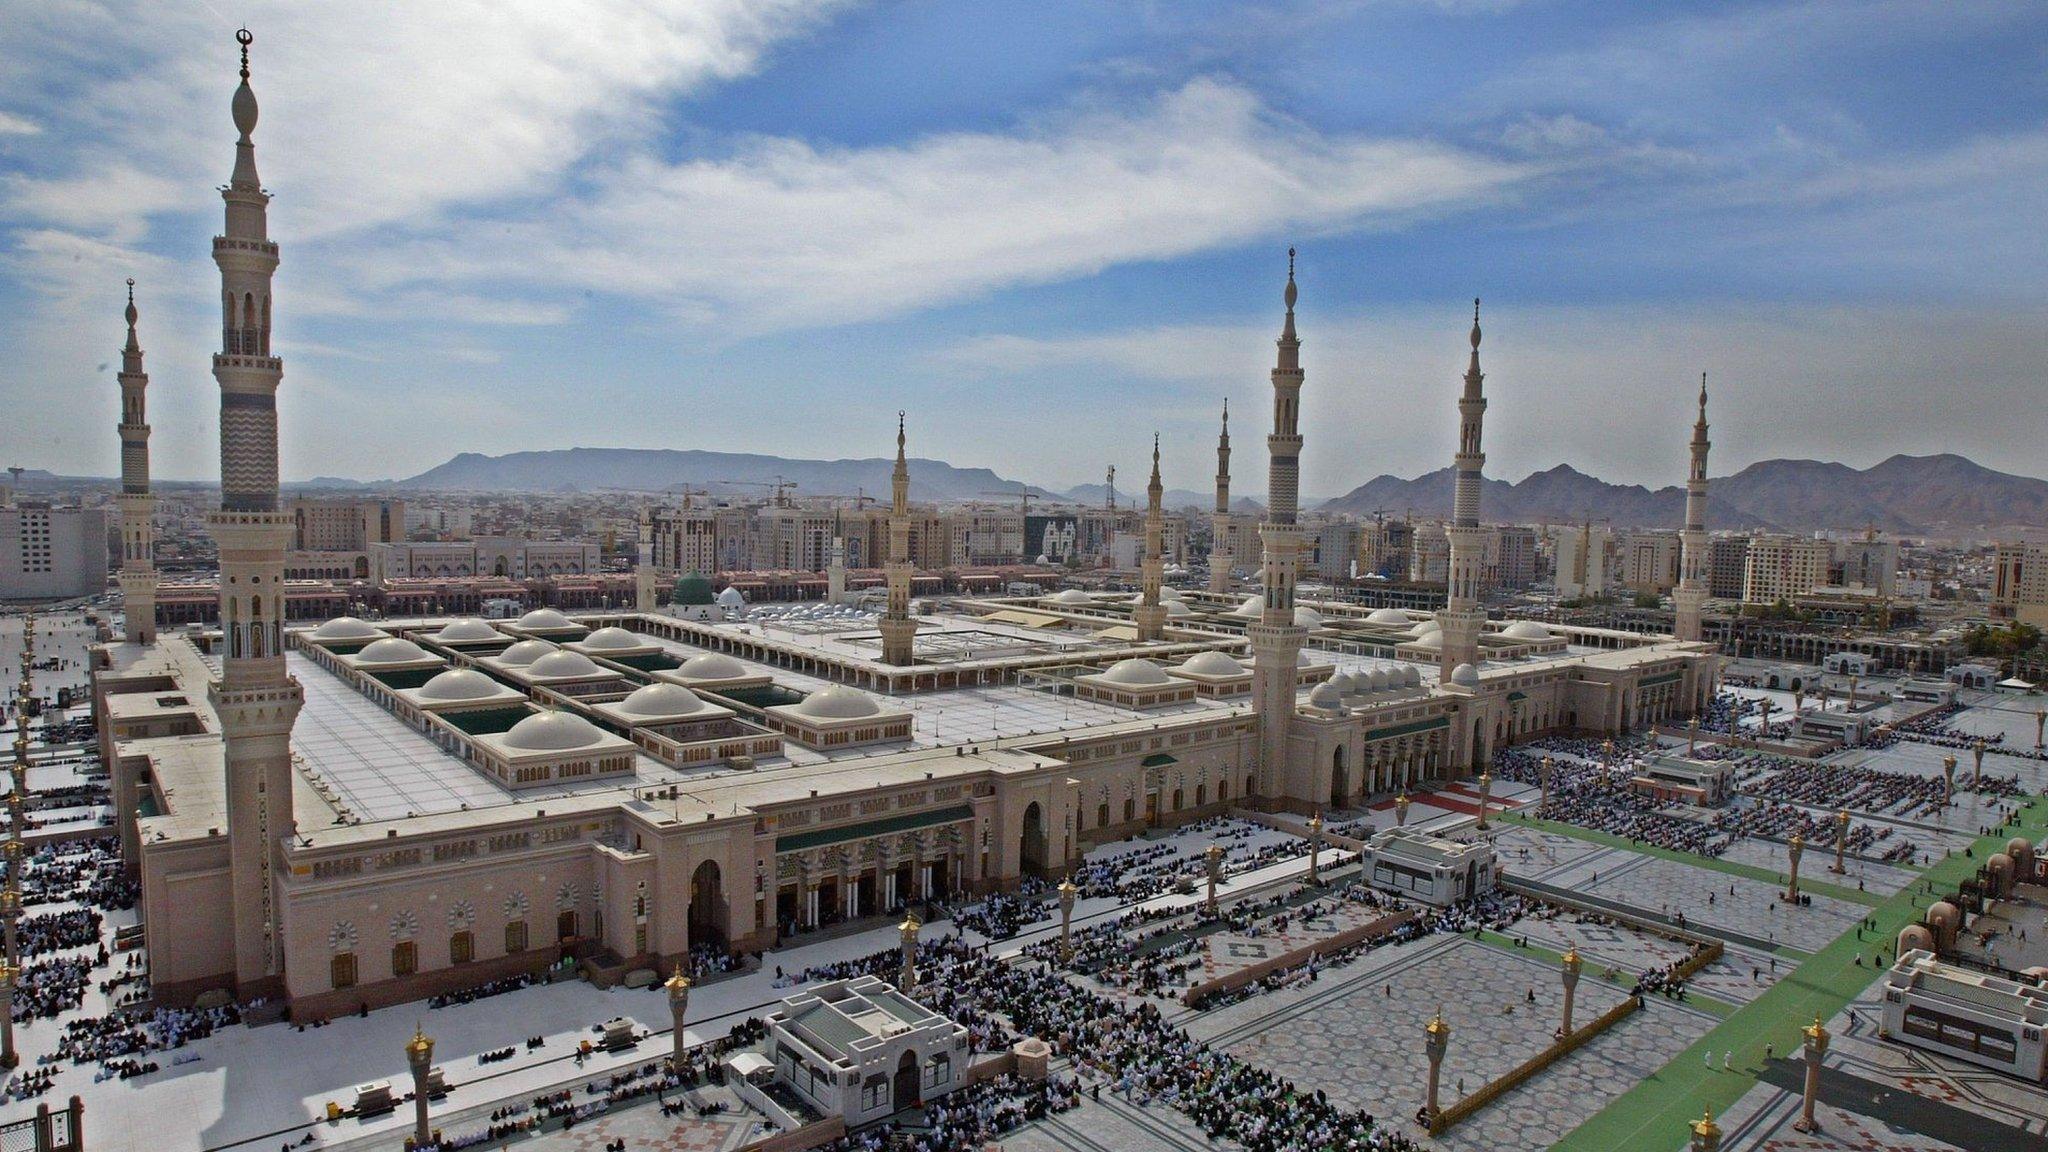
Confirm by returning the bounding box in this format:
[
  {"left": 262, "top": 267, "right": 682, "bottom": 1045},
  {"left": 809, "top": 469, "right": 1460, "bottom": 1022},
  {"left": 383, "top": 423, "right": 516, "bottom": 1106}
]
[
  {"left": 908, "top": 937, "right": 1422, "bottom": 1151},
  {"left": 1891, "top": 710, "right": 2048, "bottom": 767},
  {"left": 1744, "top": 757, "right": 2021, "bottom": 820},
  {"left": 21, "top": 838, "right": 136, "bottom": 913},
  {"left": 814, "top": 1072, "right": 1082, "bottom": 1152},
  {"left": 948, "top": 875, "right": 1053, "bottom": 940},
  {"left": 18, "top": 908, "right": 104, "bottom": 959},
  {"left": 687, "top": 943, "right": 738, "bottom": 978},
  {"left": 425, "top": 1020, "right": 770, "bottom": 1151},
  {"left": 53, "top": 1002, "right": 240, "bottom": 1068},
  {"left": 1494, "top": 744, "right": 1737, "bottom": 857},
  {"left": 427, "top": 971, "right": 535, "bottom": 1010}
]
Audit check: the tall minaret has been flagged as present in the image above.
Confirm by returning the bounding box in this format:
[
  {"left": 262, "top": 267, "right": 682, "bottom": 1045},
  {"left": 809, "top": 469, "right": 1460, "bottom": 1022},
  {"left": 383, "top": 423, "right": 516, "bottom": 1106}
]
[
  {"left": 1436, "top": 300, "right": 1488, "bottom": 678},
  {"left": 634, "top": 506, "right": 656, "bottom": 612},
  {"left": 207, "top": 29, "right": 302, "bottom": 998},
  {"left": 1134, "top": 435, "right": 1167, "bottom": 641},
  {"left": 115, "top": 279, "right": 157, "bottom": 645},
  {"left": 1673, "top": 373, "right": 1712, "bottom": 644},
  {"left": 1250, "top": 252, "right": 1309, "bottom": 782},
  {"left": 879, "top": 413, "right": 916, "bottom": 665},
  {"left": 1208, "top": 402, "right": 1232, "bottom": 595}
]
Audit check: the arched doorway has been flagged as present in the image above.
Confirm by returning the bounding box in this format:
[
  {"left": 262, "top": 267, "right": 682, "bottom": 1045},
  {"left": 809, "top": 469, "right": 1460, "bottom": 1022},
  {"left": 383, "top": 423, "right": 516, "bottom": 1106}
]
[
  {"left": 1020, "top": 802, "right": 1047, "bottom": 876},
  {"left": 1330, "top": 747, "right": 1348, "bottom": 807},
  {"left": 689, "top": 860, "right": 727, "bottom": 951},
  {"left": 893, "top": 1049, "right": 920, "bottom": 1110}
]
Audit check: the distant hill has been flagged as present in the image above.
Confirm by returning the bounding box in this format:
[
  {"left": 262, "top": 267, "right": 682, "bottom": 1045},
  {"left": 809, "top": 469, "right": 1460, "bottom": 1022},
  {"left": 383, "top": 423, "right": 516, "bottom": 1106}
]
[
  {"left": 396, "top": 447, "right": 1061, "bottom": 503},
  {"left": 1060, "top": 485, "right": 1268, "bottom": 515},
  {"left": 1319, "top": 454, "right": 2048, "bottom": 534}
]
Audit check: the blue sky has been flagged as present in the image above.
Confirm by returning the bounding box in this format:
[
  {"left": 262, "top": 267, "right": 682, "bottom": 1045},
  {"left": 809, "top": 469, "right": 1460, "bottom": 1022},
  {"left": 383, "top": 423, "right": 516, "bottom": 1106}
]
[{"left": 3, "top": 1, "right": 2044, "bottom": 498}]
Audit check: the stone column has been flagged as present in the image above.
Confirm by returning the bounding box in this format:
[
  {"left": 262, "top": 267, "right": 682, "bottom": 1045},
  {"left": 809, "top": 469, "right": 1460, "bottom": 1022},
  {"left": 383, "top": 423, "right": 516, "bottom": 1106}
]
[
  {"left": 665, "top": 968, "right": 691, "bottom": 1068},
  {"left": 405, "top": 1027, "right": 434, "bottom": 1150},
  {"left": 1973, "top": 740, "right": 1985, "bottom": 792},
  {"left": 1689, "top": 1109, "right": 1722, "bottom": 1152},
  {"left": 1476, "top": 773, "right": 1492, "bottom": 830},
  {"left": 1830, "top": 810, "right": 1849, "bottom": 874},
  {"left": 1424, "top": 1011, "right": 1450, "bottom": 1125},
  {"left": 898, "top": 915, "right": 919, "bottom": 992},
  {"left": 1539, "top": 756, "right": 1553, "bottom": 810},
  {"left": 1784, "top": 833, "right": 1804, "bottom": 903},
  {"left": 1941, "top": 754, "right": 1956, "bottom": 806},
  {"left": 0, "top": 960, "right": 16, "bottom": 1072},
  {"left": 1686, "top": 719, "right": 1698, "bottom": 757},
  {"left": 1395, "top": 792, "right": 1410, "bottom": 828},
  {"left": 1559, "top": 946, "right": 1581, "bottom": 1038},
  {"left": 1793, "top": 687, "right": 1805, "bottom": 717},
  {"left": 1757, "top": 700, "right": 1773, "bottom": 744},
  {"left": 2036, "top": 708, "right": 2045, "bottom": 750},
  {"left": 1793, "top": 1015, "right": 1829, "bottom": 1133},
  {"left": 1847, "top": 673, "right": 1859, "bottom": 709},
  {"left": 1057, "top": 877, "right": 1077, "bottom": 961},
  {"left": 1203, "top": 843, "right": 1224, "bottom": 914},
  {"left": 1306, "top": 812, "right": 1323, "bottom": 886}
]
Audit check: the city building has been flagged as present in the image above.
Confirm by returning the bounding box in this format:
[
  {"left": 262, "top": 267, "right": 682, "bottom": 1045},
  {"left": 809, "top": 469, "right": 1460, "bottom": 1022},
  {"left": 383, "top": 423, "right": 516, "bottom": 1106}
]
[
  {"left": 1835, "top": 535, "right": 1899, "bottom": 598},
  {"left": 1548, "top": 523, "right": 1611, "bottom": 599},
  {"left": 1618, "top": 531, "right": 1681, "bottom": 596},
  {"left": 1491, "top": 525, "right": 1540, "bottom": 591},
  {"left": 1743, "top": 534, "right": 1831, "bottom": 604},
  {"left": 1707, "top": 535, "right": 1750, "bottom": 600},
  {"left": 1992, "top": 541, "right": 2048, "bottom": 627},
  {"left": 1, "top": 502, "right": 109, "bottom": 602},
  {"left": 291, "top": 497, "right": 405, "bottom": 552}
]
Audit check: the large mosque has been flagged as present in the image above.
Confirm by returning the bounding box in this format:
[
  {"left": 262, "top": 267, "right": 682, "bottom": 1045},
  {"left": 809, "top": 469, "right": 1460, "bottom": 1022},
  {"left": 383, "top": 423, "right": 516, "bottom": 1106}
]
[{"left": 91, "top": 32, "right": 1718, "bottom": 1019}]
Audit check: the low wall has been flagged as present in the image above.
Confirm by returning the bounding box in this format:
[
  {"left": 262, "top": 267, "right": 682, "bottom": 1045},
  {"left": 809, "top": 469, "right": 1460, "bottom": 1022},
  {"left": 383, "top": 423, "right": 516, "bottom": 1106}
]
[
  {"left": 1182, "top": 908, "right": 1415, "bottom": 1008},
  {"left": 1429, "top": 994, "right": 1642, "bottom": 1136},
  {"left": 1501, "top": 879, "right": 1720, "bottom": 954},
  {"left": 964, "top": 1049, "right": 1018, "bottom": 1086},
  {"left": 1227, "top": 806, "right": 1370, "bottom": 853},
  {"left": 736, "top": 1116, "right": 845, "bottom": 1152}
]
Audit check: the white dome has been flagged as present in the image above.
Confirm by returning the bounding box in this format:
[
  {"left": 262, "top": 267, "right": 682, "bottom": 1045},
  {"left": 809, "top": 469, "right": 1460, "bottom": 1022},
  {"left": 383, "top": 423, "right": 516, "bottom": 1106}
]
[
  {"left": 1409, "top": 619, "right": 1441, "bottom": 637},
  {"left": 1234, "top": 593, "right": 1266, "bottom": 618},
  {"left": 1502, "top": 621, "right": 1552, "bottom": 641},
  {"left": 1296, "top": 649, "right": 1316, "bottom": 667},
  {"left": 1450, "top": 662, "right": 1481, "bottom": 687},
  {"left": 433, "top": 618, "right": 500, "bottom": 642},
  {"left": 1177, "top": 651, "right": 1245, "bottom": 677},
  {"left": 1164, "top": 600, "right": 1193, "bottom": 618},
  {"left": 677, "top": 653, "right": 748, "bottom": 681},
  {"left": 1366, "top": 608, "right": 1410, "bottom": 625},
  {"left": 581, "top": 626, "right": 644, "bottom": 650},
  {"left": 312, "top": 616, "right": 382, "bottom": 641},
  {"left": 616, "top": 683, "right": 716, "bottom": 719},
  {"left": 1368, "top": 668, "right": 1392, "bottom": 691},
  {"left": 1403, "top": 666, "right": 1422, "bottom": 688},
  {"left": 1051, "top": 588, "right": 1093, "bottom": 605},
  {"left": 1293, "top": 606, "right": 1324, "bottom": 630},
  {"left": 1412, "top": 631, "right": 1445, "bottom": 651},
  {"left": 794, "top": 685, "right": 882, "bottom": 720},
  {"left": 1307, "top": 680, "right": 1347, "bottom": 711},
  {"left": 1326, "top": 672, "right": 1355, "bottom": 694},
  {"left": 501, "top": 710, "right": 605, "bottom": 751},
  {"left": 497, "top": 639, "right": 559, "bottom": 666},
  {"left": 716, "top": 587, "right": 747, "bottom": 607},
  {"left": 356, "top": 637, "right": 435, "bottom": 666},
  {"left": 417, "top": 668, "right": 505, "bottom": 702},
  {"left": 1098, "top": 658, "right": 1172, "bottom": 687},
  {"left": 516, "top": 608, "right": 575, "bottom": 630},
  {"left": 1159, "top": 585, "right": 1184, "bottom": 601},
  {"left": 528, "top": 650, "right": 604, "bottom": 679}
]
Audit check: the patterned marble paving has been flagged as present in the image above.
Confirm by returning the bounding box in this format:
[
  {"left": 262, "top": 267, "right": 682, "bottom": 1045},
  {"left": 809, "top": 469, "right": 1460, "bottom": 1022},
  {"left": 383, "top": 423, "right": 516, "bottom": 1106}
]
[{"left": 1552, "top": 852, "right": 1867, "bottom": 953}]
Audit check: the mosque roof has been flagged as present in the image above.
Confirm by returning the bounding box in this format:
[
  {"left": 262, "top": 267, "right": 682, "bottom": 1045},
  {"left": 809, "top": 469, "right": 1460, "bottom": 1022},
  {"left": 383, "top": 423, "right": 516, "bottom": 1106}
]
[{"left": 501, "top": 710, "right": 605, "bottom": 751}]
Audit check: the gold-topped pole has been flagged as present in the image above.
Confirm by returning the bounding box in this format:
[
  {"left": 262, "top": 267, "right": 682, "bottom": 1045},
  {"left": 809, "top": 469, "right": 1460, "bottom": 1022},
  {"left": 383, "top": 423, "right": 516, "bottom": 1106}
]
[
  {"left": 1423, "top": 1009, "right": 1450, "bottom": 1125},
  {"left": 1305, "top": 811, "right": 1323, "bottom": 885},
  {"left": 1793, "top": 1015, "right": 1830, "bottom": 1132},
  {"left": 1689, "top": 1108, "right": 1722, "bottom": 1152},
  {"left": 1559, "top": 946, "right": 1582, "bottom": 1037},
  {"left": 897, "top": 914, "right": 920, "bottom": 991},
  {"left": 665, "top": 965, "right": 692, "bottom": 1068},
  {"left": 1056, "top": 877, "right": 1077, "bottom": 962}
]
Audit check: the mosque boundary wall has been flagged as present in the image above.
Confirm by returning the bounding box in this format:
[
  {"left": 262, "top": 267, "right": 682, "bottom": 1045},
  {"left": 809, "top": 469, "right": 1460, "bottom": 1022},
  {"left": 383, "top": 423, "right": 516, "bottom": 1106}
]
[
  {"left": 1428, "top": 994, "right": 1641, "bottom": 1137},
  {"left": 735, "top": 1115, "right": 845, "bottom": 1152},
  {"left": 1181, "top": 908, "right": 1415, "bottom": 1008},
  {"left": 1226, "top": 806, "right": 1370, "bottom": 852}
]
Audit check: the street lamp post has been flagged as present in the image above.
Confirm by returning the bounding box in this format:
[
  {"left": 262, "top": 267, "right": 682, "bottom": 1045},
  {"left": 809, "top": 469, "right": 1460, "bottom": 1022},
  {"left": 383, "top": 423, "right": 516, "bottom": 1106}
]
[
  {"left": 1830, "top": 810, "right": 1849, "bottom": 875},
  {"left": 1306, "top": 812, "right": 1323, "bottom": 886},
  {"left": 1056, "top": 877, "right": 1077, "bottom": 962},
  {"left": 1203, "top": 843, "right": 1224, "bottom": 914}
]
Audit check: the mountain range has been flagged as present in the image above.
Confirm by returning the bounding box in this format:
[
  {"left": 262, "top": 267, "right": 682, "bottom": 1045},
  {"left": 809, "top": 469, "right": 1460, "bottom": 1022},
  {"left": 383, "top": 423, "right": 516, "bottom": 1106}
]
[
  {"left": 397, "top": 448, "right": 1062, "bottom": 503},
  {"left": 1318, "top": 454, "right": 2048, "bottom": 535}
]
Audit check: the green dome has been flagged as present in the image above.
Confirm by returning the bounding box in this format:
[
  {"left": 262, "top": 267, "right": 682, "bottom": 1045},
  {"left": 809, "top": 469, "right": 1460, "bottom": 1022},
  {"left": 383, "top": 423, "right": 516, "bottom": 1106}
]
[{"left": 671, "top": 571, "right": 716, "bottom": 606}]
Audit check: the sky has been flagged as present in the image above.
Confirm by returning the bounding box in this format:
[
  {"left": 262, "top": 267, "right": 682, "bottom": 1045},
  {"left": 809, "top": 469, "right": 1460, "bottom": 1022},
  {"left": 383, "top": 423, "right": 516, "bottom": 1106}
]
[{"left": 3, "top": 0, "right": 2045, "bottom": 499}]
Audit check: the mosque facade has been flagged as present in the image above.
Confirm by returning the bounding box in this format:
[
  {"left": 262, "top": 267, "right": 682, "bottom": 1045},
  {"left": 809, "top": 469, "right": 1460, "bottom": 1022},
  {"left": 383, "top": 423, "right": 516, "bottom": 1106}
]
[{"left": 90, "top": 31, "right": 1720, "bottom": 1021}]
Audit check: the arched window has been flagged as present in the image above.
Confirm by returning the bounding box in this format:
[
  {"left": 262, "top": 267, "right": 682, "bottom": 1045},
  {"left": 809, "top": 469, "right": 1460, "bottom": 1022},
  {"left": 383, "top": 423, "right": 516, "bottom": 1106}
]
[
  {"left": 1096, "top": 802, "right": 1110, "bottom": 829},
  {"left": 392, "top": 940, "right": 417, "bottom": 977},
  {"left": 557, "top": 910, "right": 578, "bottom": 942},
  {"left": 505, "top": 920, "right": 529, "bottom": 953},
  {"left": 450, "top": 930, "right": 474, "bottom": 965},
  {"left": 1218, "top": 779, "right": 1230, "bottom": 801},
  {"left": 331, "top": 952, "right": 357, "bottom": 989},
  {"left": 1122, "top": 798, "right": 1135, "bottom": 823}
]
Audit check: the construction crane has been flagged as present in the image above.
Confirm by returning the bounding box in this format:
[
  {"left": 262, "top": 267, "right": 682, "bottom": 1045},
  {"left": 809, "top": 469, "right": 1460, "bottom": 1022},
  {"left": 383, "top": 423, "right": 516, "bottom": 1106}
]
[
  {"left": 662, "top": 484, "right": 710, "bottom": 511},
  {"left": 714, "top": 476, "right": 797, "bottom": 507},
  {"left": 1104, "top": 465, "right": 1117, "bottom": 513},
  {"left": 980, "top": 490, "right": 1038, "bottom": 515}
]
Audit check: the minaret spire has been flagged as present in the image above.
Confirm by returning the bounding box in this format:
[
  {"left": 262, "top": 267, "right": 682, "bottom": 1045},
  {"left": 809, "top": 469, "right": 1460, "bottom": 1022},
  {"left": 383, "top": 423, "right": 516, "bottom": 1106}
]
[
  {"left": 116, "top": 279, "right": 156, "bottom": 645},
  {"left": 1674, "top": 372, "right": 1713, "bottom": 650},
  {"left": 1250, "top": 249, "right": 1310, "bottom": 790},
  {"left": 1437, "top": 297, "right": 1490, "bottom": 696},
  {"left": 1135, "top": 434, "right": 1166, "bottom": 640},
  {"left": 880, "top": 412, "right": 916, "bottom": 664},
  {"left": 1208, "top": 400, "right": 1233, "bottom": 594},
  {"left": 206, "top": 26, "right": 303, "bottom": 999}
]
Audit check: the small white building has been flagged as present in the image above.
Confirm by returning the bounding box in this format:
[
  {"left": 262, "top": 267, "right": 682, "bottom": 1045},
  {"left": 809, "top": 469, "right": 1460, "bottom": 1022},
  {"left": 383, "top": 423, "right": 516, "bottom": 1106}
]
[
  {"left": 1629, "top": 754, "right": 1735, "bottom": 807},
  {"left": 1822, "top": 651, "right": 1876, "bottom": 676},
  {"left": 1946, "top": 664, "right": 1999, "bottom": 690},
  {"left": 767, "top": 976, "right": 969, "bottom": 1124},
  {"left": 1357, "top": 826, "right": 1497, "bottom": 906},
  {"left": 1881, "top": 949, "right": 2048, "bottom": 1083}
]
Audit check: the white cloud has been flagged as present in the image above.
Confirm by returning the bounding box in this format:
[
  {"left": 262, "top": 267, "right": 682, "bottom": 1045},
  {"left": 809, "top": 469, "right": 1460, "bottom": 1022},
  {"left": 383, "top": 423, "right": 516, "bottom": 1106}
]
[
  {"left": 0, "top": 111, "right": 38, "bottom": 135},
  {"left": 379, "top": 78, "right": 1528, "bottom": 332}
]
